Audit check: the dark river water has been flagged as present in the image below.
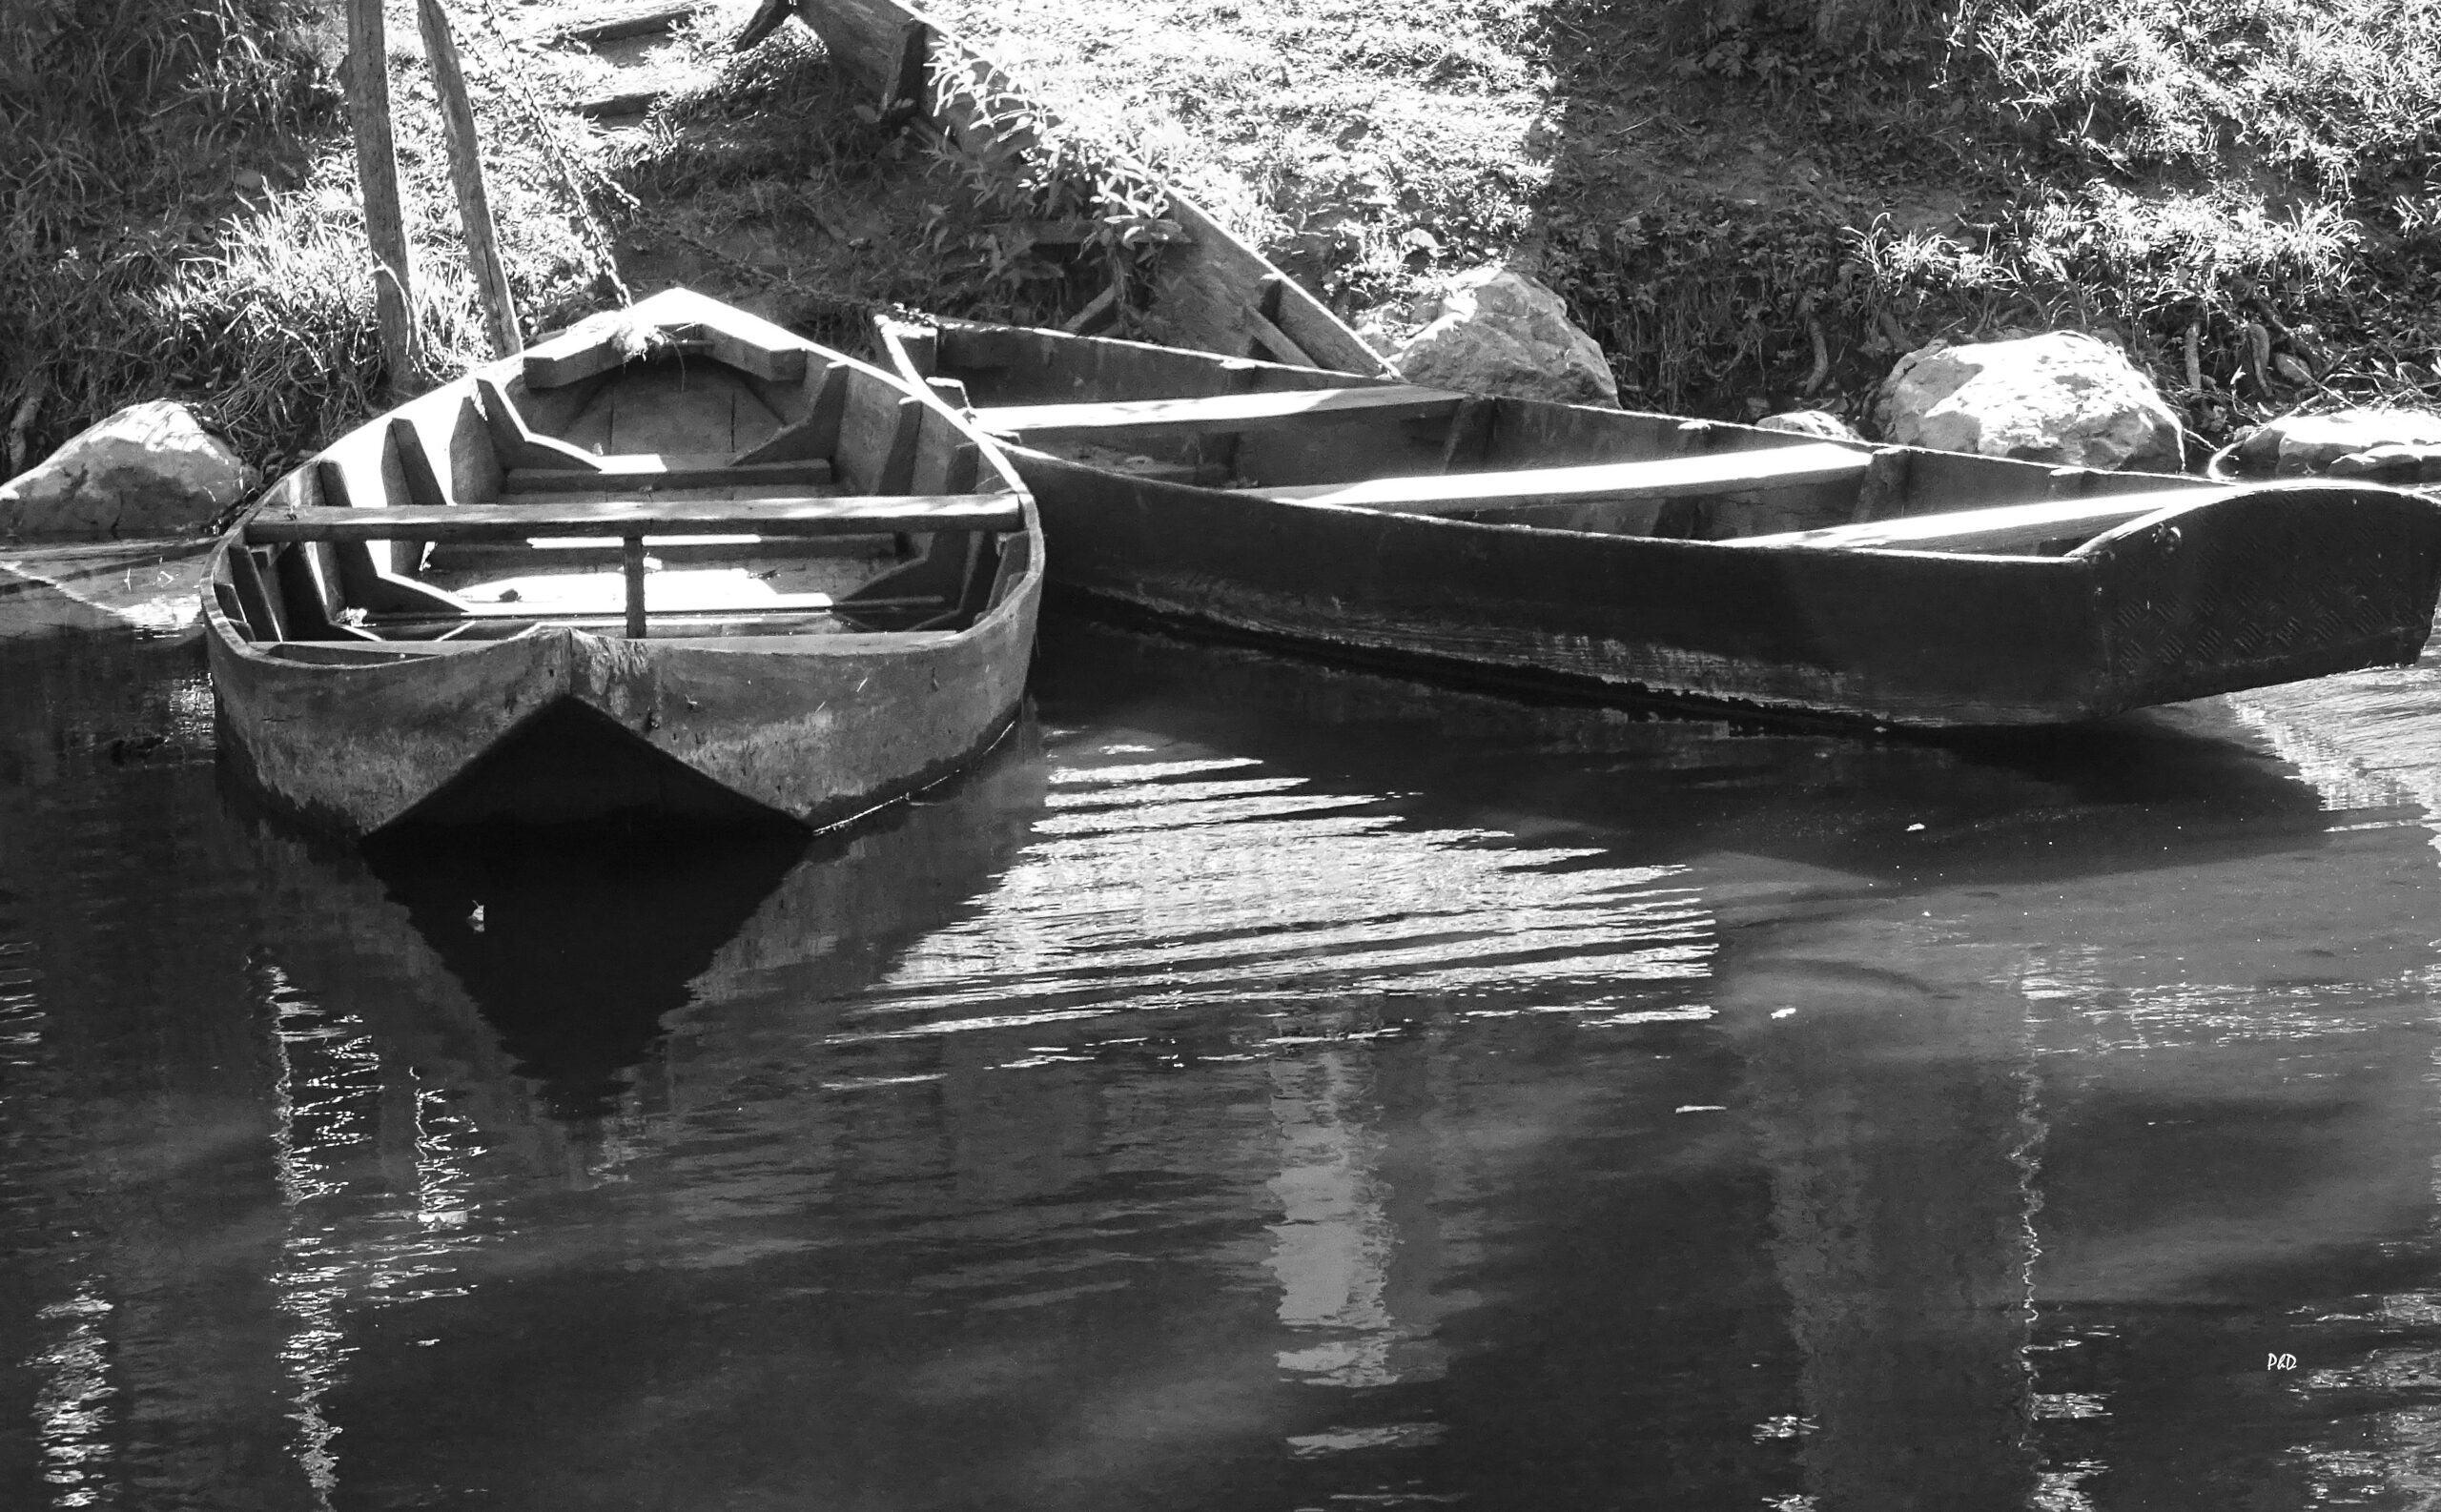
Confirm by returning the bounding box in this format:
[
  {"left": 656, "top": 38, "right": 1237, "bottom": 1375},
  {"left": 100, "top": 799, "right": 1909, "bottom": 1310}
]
[{"left": 5, "top": 608, "right": 2441, "bottom": 1511}]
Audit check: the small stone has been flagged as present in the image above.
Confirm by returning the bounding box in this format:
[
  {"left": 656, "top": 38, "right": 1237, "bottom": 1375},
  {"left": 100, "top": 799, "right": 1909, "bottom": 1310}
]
[{"left": 0, "top": 399, "right": 255, "bottom": 539}]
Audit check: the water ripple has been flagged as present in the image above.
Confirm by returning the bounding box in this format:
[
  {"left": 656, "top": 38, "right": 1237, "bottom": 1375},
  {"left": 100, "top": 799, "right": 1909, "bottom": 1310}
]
[{"left": 831, "top": 744, "right": 1715, "bottom": 1049}]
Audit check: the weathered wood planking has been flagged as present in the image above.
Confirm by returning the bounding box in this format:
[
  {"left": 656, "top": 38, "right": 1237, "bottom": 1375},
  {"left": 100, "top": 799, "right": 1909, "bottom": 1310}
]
[
  {"left": 204, "top": 287, "right": 1047, "bottom": 836},
  {"left": 1243, "top": 443, "right": 1875, "bottom": 515},
  {"left": 1730, "top": 489, "right": 2231, "bottom": 554},
  {"left": 928, "top": 320, "right": 2441, "bottom": 727},
  {"left": 543, "top": 0, "right": 708, "bottom": 42},
  {"left": 500, "top": 457, "right": 834, "bottom": 492},
  {"left": 246, "top": 495, "right": 1025, "bottom": 542},
  {"left": 972, "top": 383, "right": 1467, "bottom": 440},
  {"left": 418, "top": 0, "right": 521, "bottom": 358},
  {"left": 789, "top": 0, "right": 1391, "bottom": 375},
  {"left": 523, "top": 302, "right": 810, "bottom": 389},
  {"left": 345, "top": 0, "right": 417, "bottom": 387}
]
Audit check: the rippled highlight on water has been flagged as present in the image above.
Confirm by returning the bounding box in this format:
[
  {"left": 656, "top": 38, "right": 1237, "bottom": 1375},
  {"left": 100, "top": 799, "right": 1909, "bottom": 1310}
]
[{"left": 4, "top": 614, "right": 2441, "bottom": 1510}]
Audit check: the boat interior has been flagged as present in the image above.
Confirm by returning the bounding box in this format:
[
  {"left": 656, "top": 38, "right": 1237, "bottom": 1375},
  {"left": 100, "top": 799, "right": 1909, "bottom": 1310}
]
[
  {"left": 214, "top": 296, "right": 1032, "bottom": 663},
  {"left": 914, "top": 320, "right": 2231, "bottom": 560}
]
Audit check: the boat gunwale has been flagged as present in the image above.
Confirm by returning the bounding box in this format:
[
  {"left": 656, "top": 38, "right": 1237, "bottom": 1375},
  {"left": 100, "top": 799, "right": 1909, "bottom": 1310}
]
[{"left": 200, "top": 294, "right": 1046, "bottom": 671}]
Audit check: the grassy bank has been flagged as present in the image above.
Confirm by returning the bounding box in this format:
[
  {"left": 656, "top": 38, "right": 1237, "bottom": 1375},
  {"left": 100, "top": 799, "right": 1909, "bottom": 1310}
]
[
  {"left": 9, "top": 0, "right": 2441, "bottom": 485},
  {"left": 926, "top": 0, "right": 2441, "bottom": 435}
]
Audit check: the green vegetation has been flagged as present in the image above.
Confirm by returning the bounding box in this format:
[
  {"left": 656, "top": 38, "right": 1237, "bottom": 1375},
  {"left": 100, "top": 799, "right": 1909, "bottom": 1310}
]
[
  {"left": 9, "top": 0, "right": 2441, "bottom": 486},
  {"left": 932, "top": 0, "right": 2441, "bottom": 431},
  {"left": 0, "top": 0, "right": 619, "bottom": 474}
]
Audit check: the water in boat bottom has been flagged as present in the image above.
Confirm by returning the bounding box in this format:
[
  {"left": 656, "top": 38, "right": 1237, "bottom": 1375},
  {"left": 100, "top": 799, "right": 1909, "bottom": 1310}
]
[{"left": 3, "top": 612, "right": 2440, "bottom": 1512}]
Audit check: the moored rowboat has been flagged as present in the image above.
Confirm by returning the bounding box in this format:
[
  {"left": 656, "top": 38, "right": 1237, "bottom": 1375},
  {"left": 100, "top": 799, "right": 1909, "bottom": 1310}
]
[
  {"left": 892, "top": 317, "right": 2441, "bottom": 728},
  {"left": 204, "top": 288, "right": 1042, "bottom": 835}
]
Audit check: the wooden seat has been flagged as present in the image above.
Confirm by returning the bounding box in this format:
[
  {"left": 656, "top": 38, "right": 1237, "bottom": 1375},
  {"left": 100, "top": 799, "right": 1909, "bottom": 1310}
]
[
  {"left": 1726, "top": 487, "right": 2224, "bottom": 555},
  {"left": 242, "top": 494, "right": 1026, "bottom": 544},
  {"left": 972, "top": 383, "right": 1469, "bottom": 442},
  {"left": 1241, "top": 441, "right": 1873, "bottom": 514},
  {"left": 501, "top": 456, "right": 835, "bottom": 493}
]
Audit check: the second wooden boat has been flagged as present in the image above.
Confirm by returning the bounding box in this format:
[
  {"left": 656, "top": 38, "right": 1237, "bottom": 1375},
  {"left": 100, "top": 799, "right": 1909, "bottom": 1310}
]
[
  {"left": 889, "top": 317, "right": 2441, "bottom": 728},
  {"left": 204, "top": 288, "right": 1042, "bottom": 835}
]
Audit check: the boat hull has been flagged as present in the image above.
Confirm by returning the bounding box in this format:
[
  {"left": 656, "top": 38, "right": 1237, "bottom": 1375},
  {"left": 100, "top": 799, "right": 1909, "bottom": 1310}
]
[
  {"left": 1012, "top": 452, "right": 2441, "bottom": 727},
  {"left": 207, "top": 588, "right": 1038, "bottom": 834},
  {"left": 202, "top": 289, "right": 1045, "bottom": 836}
]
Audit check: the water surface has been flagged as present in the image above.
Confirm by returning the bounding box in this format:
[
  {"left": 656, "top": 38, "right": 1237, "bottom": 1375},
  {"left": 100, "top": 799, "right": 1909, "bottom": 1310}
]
[{"left": 3, "top": 614, "right": 2440, "bottom": 1510}]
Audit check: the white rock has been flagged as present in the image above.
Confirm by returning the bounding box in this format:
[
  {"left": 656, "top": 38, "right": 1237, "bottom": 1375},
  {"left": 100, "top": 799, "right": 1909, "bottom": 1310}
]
[
  {"left": 0, "top": 400, "right": 255, "bottom": 539},
  {"left": 1756, "top": 409, "right": 1859, "bottom": 440},
  {"left": 1875, "top": 331, "right": 2183, "bottom": 471},
  {"left": 2230, "top": 408, "right": 2441, "bottom": 477},
  {"left": 1388, "top": 267, "right": 1618, "bottom": 408}
]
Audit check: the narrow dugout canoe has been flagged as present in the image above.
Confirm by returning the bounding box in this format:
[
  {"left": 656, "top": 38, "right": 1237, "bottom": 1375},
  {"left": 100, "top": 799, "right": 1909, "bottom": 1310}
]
[
  {"left": 203, "top": 288, "right": 1042, "bottom": 835},
  {"left": 891, "top": 317, "right": 2441, "bottom": 728}
]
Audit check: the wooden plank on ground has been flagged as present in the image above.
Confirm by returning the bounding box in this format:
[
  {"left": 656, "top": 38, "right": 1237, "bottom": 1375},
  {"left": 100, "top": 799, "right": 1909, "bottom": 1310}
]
[
  {"left": 544, "top": 0, "right": 708, "bottom": 43},
  {"left": 503, "top": 456, "right": 834, "bottom": 492},
  {"left": 244, "top": 494, "right": 1026, "bottom": 543},
  {"left": 974, "top": 384, "right": 1467, "bottom": 441},
  {"left": 1243, "top": 442, "right": 1873, "bottom": 513},
  {"left": 1727, "top": 487, "right": 2225, "bottom": 555},
  {"left": 575, "top": 72, "right": 701, "bottom": 117}
]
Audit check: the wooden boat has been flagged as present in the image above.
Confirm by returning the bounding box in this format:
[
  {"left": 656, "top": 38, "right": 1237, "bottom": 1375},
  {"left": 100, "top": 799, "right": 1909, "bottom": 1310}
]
[
  {"left": 769, "top": 0, "right": 1389, "bottom": 377},
  {"left": 886, "top": 317, "right": 2441, "bottom": 728},
  {"left": 202, "top": 287, "right": 1042, "bottom": 835}
]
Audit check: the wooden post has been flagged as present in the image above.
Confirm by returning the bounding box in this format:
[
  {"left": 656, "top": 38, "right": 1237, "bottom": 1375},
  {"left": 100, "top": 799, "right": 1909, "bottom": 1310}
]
[
  {"left": 624, "top": 537, "right": 648, "bottom": 639},
  {"left": 417, "top": 0, "right": 522, "bottom": 358},
  {"left": 345, "top": 0, "right": 417, "bottom": 388}
]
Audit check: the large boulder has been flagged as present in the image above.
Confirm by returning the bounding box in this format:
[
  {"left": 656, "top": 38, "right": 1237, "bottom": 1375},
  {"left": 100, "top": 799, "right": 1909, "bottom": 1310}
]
[
  {"left": 2226, "top": 408, "right": 2441, "bottom": 480},
  {"left": 1875, "top": 331, "right": 2183, "bottom": 472},
  {"left": 0, "top": 400, "right": 254, "bottom": 539},
  {"left": 1388, "top": 267, "right": 1619, "bottom": 408}
]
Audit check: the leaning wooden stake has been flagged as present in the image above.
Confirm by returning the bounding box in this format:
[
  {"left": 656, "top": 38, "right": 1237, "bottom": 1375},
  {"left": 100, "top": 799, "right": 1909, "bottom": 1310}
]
[
  {"left": 345, "top": 0, "right": 417, "bottom": 388},
  {"left": 417, "top": 0, "right": 523, "bottom": 358}
]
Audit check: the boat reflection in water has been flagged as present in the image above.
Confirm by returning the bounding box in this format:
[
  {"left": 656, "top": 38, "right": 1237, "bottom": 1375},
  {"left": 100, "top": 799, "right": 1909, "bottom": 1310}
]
[
  {"left": 240, "top": 715, "right": 1051, "bottom": 1128},
  {"left": 11, "top": 608, "right": 2441, "bottom": 1510}
]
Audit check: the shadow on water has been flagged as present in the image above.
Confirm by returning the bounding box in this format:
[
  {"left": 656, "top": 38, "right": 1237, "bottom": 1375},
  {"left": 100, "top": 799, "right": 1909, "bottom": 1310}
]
[
  {"left": 224, "top": 714, "right": 1050, "bottom": 1124},
  {"left": 358, "top": 826, "right": 814, "bottom": 1119},
  {"left": 1032, "top": 610, "right": 2338, "bottom": 880}
]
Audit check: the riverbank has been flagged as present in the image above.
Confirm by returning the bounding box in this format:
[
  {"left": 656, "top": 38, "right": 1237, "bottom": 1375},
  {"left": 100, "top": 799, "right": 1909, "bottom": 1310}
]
[{"left": 6, "top": 0, "right": 2439, "bottom": 481}]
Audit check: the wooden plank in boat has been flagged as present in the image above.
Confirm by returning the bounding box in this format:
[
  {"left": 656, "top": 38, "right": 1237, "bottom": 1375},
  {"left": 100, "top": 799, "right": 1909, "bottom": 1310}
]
[
  {"left": 1727, "top": 488, "right": 2225, "bottom": 555},
  {"left": 244, "top": 495, "right": 1026, "bottom": 543},
  {"left": 1242, "top": 442, "right": 1872, "bottom": 514},
  {"left": 521, "top": 302, "right": 810, "bottom": 388},
  {"left": 501, "top": 456, "right": 834, "bottom": 492},
  {"left": 264, "top": 640, "right": 502, "bottom": 662},
  {"left": 973, "top": 384, "right": 1468, "bottom": 441}
]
